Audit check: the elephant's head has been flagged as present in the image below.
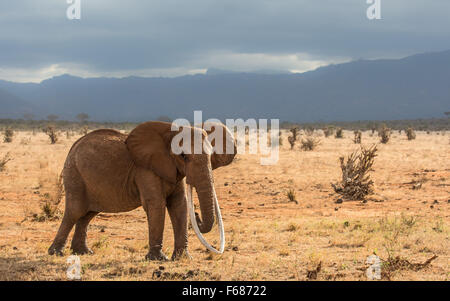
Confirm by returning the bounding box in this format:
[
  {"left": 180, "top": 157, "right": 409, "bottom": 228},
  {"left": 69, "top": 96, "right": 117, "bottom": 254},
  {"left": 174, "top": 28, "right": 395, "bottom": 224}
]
[{"left": 125, "top": 121, "right": 236, "bottom": 253}]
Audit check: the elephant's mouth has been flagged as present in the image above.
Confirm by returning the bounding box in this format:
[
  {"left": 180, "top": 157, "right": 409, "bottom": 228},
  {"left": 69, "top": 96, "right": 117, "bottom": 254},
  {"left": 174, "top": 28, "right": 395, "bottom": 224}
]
[{"left": 186, "top": 184, "right": 225, "bottom": 254}]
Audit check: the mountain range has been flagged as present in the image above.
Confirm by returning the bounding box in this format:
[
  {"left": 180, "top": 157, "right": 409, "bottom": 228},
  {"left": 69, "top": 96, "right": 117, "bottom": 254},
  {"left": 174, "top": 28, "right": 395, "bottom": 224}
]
[{"left": 0, "top": 50, "right": 449, "bottom": 122}]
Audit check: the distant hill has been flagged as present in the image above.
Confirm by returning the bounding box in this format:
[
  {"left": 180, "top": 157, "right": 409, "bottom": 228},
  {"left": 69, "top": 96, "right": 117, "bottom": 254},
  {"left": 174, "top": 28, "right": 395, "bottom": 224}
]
[
  {"left": 0, "top": 88, "right": 35, "bottom": 118},
  {"left": 0, "top": 50, "right": 449, "bottom": 122},
  {"left": 205, "top": 68, "right": 291, "bottom": 75}
]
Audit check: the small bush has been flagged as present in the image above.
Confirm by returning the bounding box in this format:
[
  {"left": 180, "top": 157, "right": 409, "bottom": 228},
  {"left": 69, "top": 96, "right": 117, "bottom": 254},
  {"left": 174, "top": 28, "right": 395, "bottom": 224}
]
[
  {"left": 290, "top": 127, "right": 299, "bottom": 140},
  {"left": 286, "top": 223, "right": 299, "bottom": 232},
  {"left": 331, "top": 145, "right": 378, "bottom": 200},
  {"left": 32, "top": 201, "right": 60, "bottom": 222},
  {"left": 80, "top": 126, "right": 89, "bottom": 136},
  {"left": 32, "top": 174, "right": 63, "bottom": 222},
  {"left": 304, "top": 127, "right": 314, "bottom": 136},
  {"left": 406, "top": 128, "right": 416, "bottom": 140},
  {"left": 43, "top": 201, "right": 58, "bottom": 218},
  {"left": 20, "top": 138, "right": 31, "bottom": 145},
  {"left": 335, "top": 128, "right": 343, "bottom": 139},
  {"left": 300, "top": 137, "right": 321, "bottom": 151},
  {"left": 288, "top": 127, "right": 299, "bottom": 150},
  {"left": 66, "top": 130, "right": 73, "bottom": 139},
  {"left": 323, "top": 127, "right": 335, "bottom": 138},
  {"left": 43, "top": 126, "right": 59, "bottom": 144},
  {"left": 378, "top": 126, "right": 391, "bottom": 144},
  {"left": 3, "top": 128, "right": 14, "bottom": 143},
  {"left": 353, "top": 131, "right": 362, "bottom": 144},
  {"left": 0, "top": 152, "right": 12, "bottom": 172},
  {"left": 92, "top": 236, "right": 109, "bottom": 250},
  {"left": 287, "top": 136, "right": 295, "bottom": 149},
  {"left": 286, "top": 189, "right": 298, "bottom": 204}
]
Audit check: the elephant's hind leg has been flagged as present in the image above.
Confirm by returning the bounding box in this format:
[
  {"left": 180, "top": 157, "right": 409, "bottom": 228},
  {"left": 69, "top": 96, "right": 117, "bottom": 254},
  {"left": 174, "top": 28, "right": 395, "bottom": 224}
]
[
  {"left": 71, "top": 211, "right": 98, "bottom": 255},
  {"left": 48, "top": 168, "right": 88, "bottom": 256},
  {"left": 48, "top": 212, "right": 78, "bottom": 256}
]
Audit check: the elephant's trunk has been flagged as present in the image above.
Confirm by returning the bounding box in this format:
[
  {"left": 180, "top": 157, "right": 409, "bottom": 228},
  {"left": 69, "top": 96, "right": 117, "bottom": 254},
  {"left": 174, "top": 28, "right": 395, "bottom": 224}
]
[
  {"left": 187, "top": 184, "right": 225, "bottom": 254},
  {"left": 194, "top": 185, "right": 216, "bottom": 233}
]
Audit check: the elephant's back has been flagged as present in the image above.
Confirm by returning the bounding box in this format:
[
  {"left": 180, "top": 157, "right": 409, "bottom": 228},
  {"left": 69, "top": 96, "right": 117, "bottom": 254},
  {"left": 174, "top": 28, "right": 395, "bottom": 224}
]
[
  {"left": 65, "top": 129, "right": 140, "bottom": 212},
  {"left": 69, "top": 129, "right": 129, "bottom": 169}
]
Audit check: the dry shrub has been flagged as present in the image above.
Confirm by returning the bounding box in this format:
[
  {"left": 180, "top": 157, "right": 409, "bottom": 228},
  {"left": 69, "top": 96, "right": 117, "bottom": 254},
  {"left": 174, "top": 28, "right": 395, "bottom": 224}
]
[
  {"left": 32, "top": 174, "right": 64, "bottom": 222},
  {"left": 286, "top": 189, "right": 298, "bottom": 204},
  {"left": 306, "top": 261, "right": 322, "bottom": 280},
  {"left": 353, "top": 130, "right": 362, "bottom": 144},
  {"left": 335, "top": 128, "right": 343, "bottom": 139},
  {"left": 3, "top": 128, "right": 14, "bottom": 143},
  {"left": 151, "top": 268, "right": 217, "bottom": 281},
  {"left": 406, "top": 128, "right": 416, "bottom": 140},
  {"left": 331, "top": 145, "right": 378, "bottom": 200},
  {"left": 66, "top": 130, "right": 73, "bottom": 139},
  {"left": 20, "top": 137, "right": 31, "bottom": 145},
  {"left": 323, "top": 127, "right": 335, "bottom": 137},
  {"left": 304, "top": 127, "right": 314, "bottom": 136},
  {"left": 285, "top": 223, "right": 299, "bottom": 232},
  {"left": 409, "top": 176, "right": 427, "bottom": 190},
  {"left": 378, "top": 126, "right": 391, "bottom": 144},
  {"left": 300, "top": 137, "right": 321, "bottom": 151},
  {"left": 43, "top": 126, "right": 59, "bottom": 144},
  {"left": 288, "top": 127, "right": 299, "bottom": 150},
  {"left": 381, "top": 255, "right": 438, "bottom": 280},
  {"left": 0, "top": 152, "right": 12, "bottom": 172},
  {"left": 80, "top": 126, "right": 89, "bottom": 136},
  {"left": 287, "top": 136, "right": 295, "bottom": 149},
  {"left": 290, "top": 127, "right": 299, "bottom": 140},
  {"left": 376, "top": 215, "right": 438, "bottom": 279}
]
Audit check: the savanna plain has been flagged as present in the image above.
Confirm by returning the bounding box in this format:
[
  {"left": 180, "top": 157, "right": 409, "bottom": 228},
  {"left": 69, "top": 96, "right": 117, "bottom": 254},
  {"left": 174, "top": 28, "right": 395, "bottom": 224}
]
[{"left": 0, "top": 128, "right": 448, "bottom": 281}]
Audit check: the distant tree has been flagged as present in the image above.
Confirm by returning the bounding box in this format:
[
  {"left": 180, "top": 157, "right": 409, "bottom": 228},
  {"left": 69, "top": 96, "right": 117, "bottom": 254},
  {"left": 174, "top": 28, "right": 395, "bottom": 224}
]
[
  {"left": 23, "top": 113, "right": 35, "bottom": 121},
  {"left": 445, "top": 112, "right": 450, "bottom": 118},
  {"left": 42, "top": 126, "right": 59, "bottom": 144},
  {"left": 47, "top": 114, "right": 59, "bottom": 122},
  {"left": 76, "top": 113, "right": 90, "bottom": 123}
]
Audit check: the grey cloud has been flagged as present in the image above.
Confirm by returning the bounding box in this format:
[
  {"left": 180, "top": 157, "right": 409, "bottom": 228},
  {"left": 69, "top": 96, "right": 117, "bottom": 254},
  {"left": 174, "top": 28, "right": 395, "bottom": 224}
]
[{"left": 0, "top": 0, "right": 449, "bottom": 77}]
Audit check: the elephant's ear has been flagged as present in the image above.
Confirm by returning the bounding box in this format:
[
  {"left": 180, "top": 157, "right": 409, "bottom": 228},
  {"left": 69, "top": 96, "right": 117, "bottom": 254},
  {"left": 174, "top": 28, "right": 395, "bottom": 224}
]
[
  {"left": 126, "top": 121, "right": 178, "bottom": 184},
  {"left": 203, "top": 122, "right": 237, "bottom": 170}
]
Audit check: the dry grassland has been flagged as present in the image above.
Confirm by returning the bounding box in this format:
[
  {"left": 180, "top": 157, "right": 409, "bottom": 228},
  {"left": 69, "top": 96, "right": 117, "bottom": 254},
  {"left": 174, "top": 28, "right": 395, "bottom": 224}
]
[{"left": 0, "top": 129, "right": 448, "bottom": 280}]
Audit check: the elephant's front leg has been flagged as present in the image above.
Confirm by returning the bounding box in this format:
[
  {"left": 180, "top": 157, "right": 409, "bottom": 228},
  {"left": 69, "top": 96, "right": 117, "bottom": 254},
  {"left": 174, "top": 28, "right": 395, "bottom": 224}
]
[
  {"left": 167, "top": 182, "right": 191, "bottom": 260},
  {"left": 143, "top": 200, "right": 169, "bottom": 261},
  {"left": 137, "top": 173, "right": 169, "bottom": 261}
]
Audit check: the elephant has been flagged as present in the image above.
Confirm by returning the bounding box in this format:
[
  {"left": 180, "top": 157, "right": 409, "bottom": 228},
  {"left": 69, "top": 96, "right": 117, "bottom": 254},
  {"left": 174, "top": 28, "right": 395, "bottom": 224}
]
[{"left": 48, "top": 121, "right": 236, "bottom": 260}]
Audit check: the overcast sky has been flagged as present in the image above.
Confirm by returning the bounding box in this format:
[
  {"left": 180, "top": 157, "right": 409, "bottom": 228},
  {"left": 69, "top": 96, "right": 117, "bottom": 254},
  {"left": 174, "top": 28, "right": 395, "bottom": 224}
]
[{"left": 0, "top": 0, "right": 449, "bottom": 82}]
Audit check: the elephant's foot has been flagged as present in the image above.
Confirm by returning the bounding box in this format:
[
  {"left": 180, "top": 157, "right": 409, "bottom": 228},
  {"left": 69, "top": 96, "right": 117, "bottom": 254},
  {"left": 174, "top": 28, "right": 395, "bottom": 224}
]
[
  {"left": 146, "top": 247, "right": 169, "bottom": 261},
  {"left": 171, "top": 248, "right": 192, "bottom": 261},
  {"left": 48, "top": 244, "right": 65, "bottom": 256},
  {"left": 71, "top": 244, "right": 93, "bottom": 255}
]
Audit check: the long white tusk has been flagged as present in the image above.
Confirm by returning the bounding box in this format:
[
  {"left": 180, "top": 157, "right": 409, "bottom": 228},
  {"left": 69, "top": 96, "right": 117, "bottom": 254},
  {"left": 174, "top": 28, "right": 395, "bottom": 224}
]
[{"left": 187, "top": 184, "right": 225, "bottom": 254}]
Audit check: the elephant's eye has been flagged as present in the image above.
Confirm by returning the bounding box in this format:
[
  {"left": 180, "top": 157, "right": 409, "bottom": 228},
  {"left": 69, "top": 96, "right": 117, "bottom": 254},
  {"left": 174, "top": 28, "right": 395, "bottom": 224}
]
[{"left": 180, "top": 153, "right": 188, "bottom": 162}]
